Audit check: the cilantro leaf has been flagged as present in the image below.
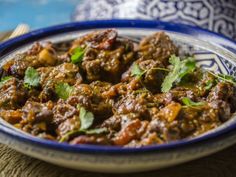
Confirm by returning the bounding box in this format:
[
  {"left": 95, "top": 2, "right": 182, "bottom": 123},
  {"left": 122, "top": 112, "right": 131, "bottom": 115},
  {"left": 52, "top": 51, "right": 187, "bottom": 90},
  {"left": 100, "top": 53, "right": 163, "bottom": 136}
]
[
  {"left": 24, "top": 67, "right": 40, "bottom": 88},
  {"left": 131, "top": 63, "right": 169, "bottom": 79},
  {"left": 218, "top": 73, "right": 236, "bottom": 85},
  {"left": 207, "top": 71, "right": 236, "bottom": 85},
  {"left": 131, "top": 63, "right": 144, "bottom": 78},
  {"left": 205, "top": 80, "right": 214, "bottom": 90},
  {"left": 161, "top": 55, "right": 196, "bottom": 92},
  {"left": 59, "top": 106, "right": 107, "bottom": 143},
  {"left": 55, "top": 82, "right": 74, "bottom": 100},
  {"left": 182, "top": 97, "right": 204, "bottom": 107},
  {"left": 59, "top": 130, "right": 82, "bottom": 143},
  {"left": 0, "top": 76, "right": 12, "bottom": 88},
  {"left": 161, "top": 55, "right": 181, "bottom": 92},
  {"left": 59, "top": 127, "right": 108, "bottom": 142},
  {"left": 176, "top": 58, "right": 196, "bottom": 83},
  {"left": 71, "top": 47, "right": 84, "bottom": 64},
  {"left": 79, "top": 106, "right": 94, "bottom": 130}
]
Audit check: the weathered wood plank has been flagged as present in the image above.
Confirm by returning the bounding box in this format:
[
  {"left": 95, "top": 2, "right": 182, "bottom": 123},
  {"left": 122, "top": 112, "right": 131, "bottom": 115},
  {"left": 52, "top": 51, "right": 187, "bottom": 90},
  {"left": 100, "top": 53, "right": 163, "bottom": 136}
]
[{"left": 1, "top": 143, "right": 235, "bottom": 177}]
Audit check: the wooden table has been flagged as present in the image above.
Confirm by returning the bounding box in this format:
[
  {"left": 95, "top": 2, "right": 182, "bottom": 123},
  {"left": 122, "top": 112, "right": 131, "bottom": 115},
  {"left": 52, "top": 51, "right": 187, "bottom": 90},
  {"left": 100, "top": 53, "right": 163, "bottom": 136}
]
[{"left": 1, "top": 143, "right": 235, "bottom": 177}]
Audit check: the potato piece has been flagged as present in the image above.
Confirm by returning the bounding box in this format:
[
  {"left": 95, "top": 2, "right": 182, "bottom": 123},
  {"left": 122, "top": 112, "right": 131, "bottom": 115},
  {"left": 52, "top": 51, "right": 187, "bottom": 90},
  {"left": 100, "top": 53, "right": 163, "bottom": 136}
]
[
  {"left": 38, "top": 48, "right": 57, "bottom": 66},
  {"left": 158, "top": 102, "right": 181, "bottom": 122},
  {"left": 0, "top": 110, "right": 23, "bottom": 124}
]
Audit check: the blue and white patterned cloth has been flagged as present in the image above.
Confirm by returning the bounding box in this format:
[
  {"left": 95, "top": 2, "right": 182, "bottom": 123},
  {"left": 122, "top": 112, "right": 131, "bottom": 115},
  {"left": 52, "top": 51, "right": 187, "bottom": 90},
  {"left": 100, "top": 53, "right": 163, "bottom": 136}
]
[{"left": 72, "top": 0, "right": 236, "bottom": 40}]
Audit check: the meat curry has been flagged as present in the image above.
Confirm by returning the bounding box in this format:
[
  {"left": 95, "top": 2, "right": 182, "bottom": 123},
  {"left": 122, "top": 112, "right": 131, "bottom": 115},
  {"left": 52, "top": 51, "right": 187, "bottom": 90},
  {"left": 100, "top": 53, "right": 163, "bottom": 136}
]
[{"left": 0, "top": 29, "right": 235, "bottom": 147}]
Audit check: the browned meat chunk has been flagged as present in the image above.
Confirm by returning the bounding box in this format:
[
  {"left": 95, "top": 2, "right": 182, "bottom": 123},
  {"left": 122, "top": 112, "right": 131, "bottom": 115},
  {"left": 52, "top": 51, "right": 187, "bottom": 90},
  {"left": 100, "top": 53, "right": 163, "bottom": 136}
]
[
  {"left": 70, "top": 135, "right": 110, "bottom": 145},
  {"left": 138, "top": 31, "right": 178, "bottom": 66},
  {"left": 4, "top": 43, "right": 59, "bottom": 78},
  {"left": 71, "top": 29, "right": 135, "bottom": 83},
  {"left": 72, "top": 29, "right": 117, "bottom": 50},
  {"left": 15, "top": 101, "right": 55, "bottom": 136},
  {"left": 67, "top": 81, "right": 114, "bottom": 121},
  {"left": 207, "top": 82, "right": 234, "bottom": 102},
  {"left": 114, "top": 91, "right": 159, "bottom": 119},
  {"left": 0, "top": 77, "right": 28, "bottom": 109},
  {"left": 53, "top": 100, "right": 78, "bottom": 125},
  {"left": 122, "top": 59, "right": 167, "bottom": 92},
  {"left": 37, "top": 63, "right": 81, "bottom": 102}
]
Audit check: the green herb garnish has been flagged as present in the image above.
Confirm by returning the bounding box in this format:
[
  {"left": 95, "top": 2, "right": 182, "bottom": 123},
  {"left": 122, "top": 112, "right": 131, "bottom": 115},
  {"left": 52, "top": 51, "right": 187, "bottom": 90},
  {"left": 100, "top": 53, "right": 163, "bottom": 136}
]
[
  {"left": 55, "top": 82, "right": 74, "bottom": 100},
  {"left": 205, "top": 80, "right": 214, "bottom": 90},
  {"left": 182, "top": 97, "right": 205, "bottom": 107},
  {"left": 161, "top": 55, "right": 196, "bottom": 92},
  {"left": 71, "top": 47, "right": 85, "bottom": 64},
  {"left": 207, "top": 71, "right": 236, "bottom": 85},
  {"left": 131, "top": 63, "right": 170, "bottom": 79},
  {"left": 0, "top": 76, "right": 12, "bottom": 88},
  {"left": 79, "top": 106, "right": 94, "bottom": 130},
  {"left": 59, "top": 106, "right": 107, "bottom": 143},
  {"left": 86, "top": 127, "right": 108, "bottom": 135},
  {"left": 24, "top": 67, "right": 40, "bottom": 88},
  {"left": 131, "top": 63, "right": 145, "bottom": 78},
  {"left": 59, "top": 130, "right": 82, "bottom": 143},
  {"left": 59, "top": 127, "right": 108, "bottom": 143},
  {"left": 175, "top": 58, "right": 196, "bottom": 83}
]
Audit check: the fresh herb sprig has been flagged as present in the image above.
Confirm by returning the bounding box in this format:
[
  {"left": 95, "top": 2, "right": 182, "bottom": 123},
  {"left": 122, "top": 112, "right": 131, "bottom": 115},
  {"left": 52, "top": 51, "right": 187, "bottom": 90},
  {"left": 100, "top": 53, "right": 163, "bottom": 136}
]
[
  {"left": 161, "top": 55, "right": 196, "bottom": 92},
  {"left": 24, "top": 67, "right": 40, "bottom": 88},
  {"left": 55, "top": 82, "right": 74, "bottom": 100},
  {"left": 0, "top": 76, "right": 12, "bottom": 88},
  {"left": 59, "top": 127, "right": 108, "bottom": 143},
  {"left": 182, "top": 97, "right": 205, "bottom": 108},
  {"left": 79, "top": 106, "right": 94, "bottom": 130},
  {"left": 131, "top": 63, "right": 169, "bottom": 78},
  {"left": 204, "top": 80, "right": 214, "bottom": 90},
  {"left": 71, "top": 46, "right": 85, "bottom": 64},
  {"left": 207, "top": 70, "right": 236, "bottom": 86},
  {"left": 59, "top": 106, "right": 108, "bottom": 142}
]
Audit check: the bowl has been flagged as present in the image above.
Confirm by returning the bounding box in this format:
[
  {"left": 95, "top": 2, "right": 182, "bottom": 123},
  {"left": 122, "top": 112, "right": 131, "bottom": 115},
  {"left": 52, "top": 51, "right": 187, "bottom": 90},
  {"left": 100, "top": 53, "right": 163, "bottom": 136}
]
[{"left": 0, "top": 20, "right": 236, "bottom": 173}]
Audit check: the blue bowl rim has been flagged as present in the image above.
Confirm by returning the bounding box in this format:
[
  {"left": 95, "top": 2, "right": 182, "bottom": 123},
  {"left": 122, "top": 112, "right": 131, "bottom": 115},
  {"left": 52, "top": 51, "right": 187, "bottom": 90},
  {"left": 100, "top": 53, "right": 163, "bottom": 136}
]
[{"left": 0, "top": 19, "right": 236, "bottom": 155}]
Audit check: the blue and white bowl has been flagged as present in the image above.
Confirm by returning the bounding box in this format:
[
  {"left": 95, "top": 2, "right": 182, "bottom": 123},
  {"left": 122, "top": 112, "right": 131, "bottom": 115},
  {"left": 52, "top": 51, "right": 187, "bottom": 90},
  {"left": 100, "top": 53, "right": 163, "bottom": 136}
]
[{"left": 0, "top": 20, "right": 236, "bottom": 173}]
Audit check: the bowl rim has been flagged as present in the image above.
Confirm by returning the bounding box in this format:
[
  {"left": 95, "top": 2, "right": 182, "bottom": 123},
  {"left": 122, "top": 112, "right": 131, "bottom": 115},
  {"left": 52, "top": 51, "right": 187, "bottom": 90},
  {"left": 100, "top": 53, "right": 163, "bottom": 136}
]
[{"left": 0, "top": 19, "right": 236, "bottom": 154}]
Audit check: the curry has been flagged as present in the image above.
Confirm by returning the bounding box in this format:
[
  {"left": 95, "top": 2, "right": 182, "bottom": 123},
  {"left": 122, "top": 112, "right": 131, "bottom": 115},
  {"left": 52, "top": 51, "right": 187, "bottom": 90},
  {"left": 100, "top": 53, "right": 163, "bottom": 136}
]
[{"left": 0, "top": 29, "right": 235, "bottom": 147}]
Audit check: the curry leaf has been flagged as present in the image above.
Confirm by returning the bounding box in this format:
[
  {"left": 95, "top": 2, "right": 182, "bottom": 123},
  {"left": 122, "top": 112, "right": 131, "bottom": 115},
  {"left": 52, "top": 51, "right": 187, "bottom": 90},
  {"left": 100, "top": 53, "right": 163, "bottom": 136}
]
[
  {"left": 55, "top": 82, "right": 74, "bottom": 100},
  {"left": 161, "top": 55, "right": 196, "bottom": 92},
  {"left": 24, "top": 67, "right": 40, "bottom": 87},
  {"left": 182, "top": 97, "right": 204, "bottom": 107},
  {"left": 79, "top": 106, "right": 94, "bottom": 130},
  {"left": 71, "top": 47, "right": 84, "bottom": 64}
]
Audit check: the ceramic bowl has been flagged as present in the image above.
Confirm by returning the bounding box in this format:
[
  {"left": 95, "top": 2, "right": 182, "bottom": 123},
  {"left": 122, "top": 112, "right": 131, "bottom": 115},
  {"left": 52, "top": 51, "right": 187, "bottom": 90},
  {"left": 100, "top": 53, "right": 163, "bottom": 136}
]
[{"left": 0, "top": 20, "right": 236, "bottom": 173}]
